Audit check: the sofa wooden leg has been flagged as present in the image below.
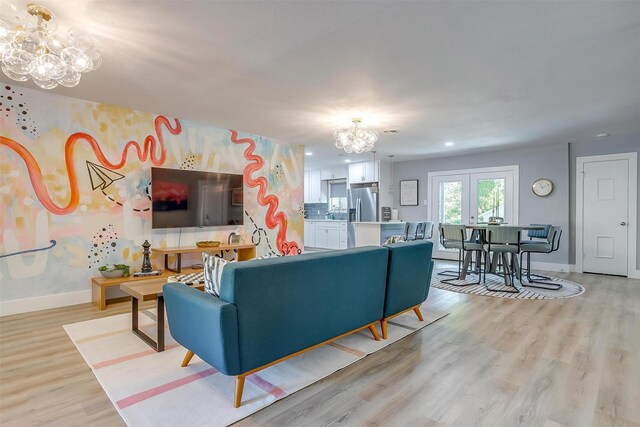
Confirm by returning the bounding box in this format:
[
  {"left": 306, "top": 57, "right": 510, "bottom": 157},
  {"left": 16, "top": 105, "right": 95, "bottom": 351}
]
[
  {"left": 368, "top": 324, "right": 380, "bottom": 341},
  {"left": 234, "top": 376, "right": 246, "bottom": 408},
  {"left": 181, "top": 350, "right": 194, "bottom": 367},
  {"left": 413, "top": 306, "right": 424, "bottom": 321},
  {"left": 380, "top": 319, "right": 388, "bottom": 340}
]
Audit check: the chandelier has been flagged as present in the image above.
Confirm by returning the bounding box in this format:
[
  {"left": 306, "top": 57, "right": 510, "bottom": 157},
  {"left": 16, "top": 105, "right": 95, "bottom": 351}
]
[
  {"left": 0, "top": 3, "right": 102, "bottom": 89},
  {"left": 333, "top": 118, "right": 379, "bottom": 154}
]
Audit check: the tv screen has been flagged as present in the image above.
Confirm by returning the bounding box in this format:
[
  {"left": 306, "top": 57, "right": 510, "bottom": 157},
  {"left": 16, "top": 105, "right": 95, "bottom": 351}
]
[{"left": 151, "top": 167, "right": 244, "bottom": 229}]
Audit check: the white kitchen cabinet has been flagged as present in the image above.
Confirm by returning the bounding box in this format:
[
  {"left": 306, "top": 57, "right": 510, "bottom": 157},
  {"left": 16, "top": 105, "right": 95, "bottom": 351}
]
[
  {"left": 303, "top": 171, "right": 310, "bottom": 203},
  {"left": 314, "top": 223, "right": 329, "bottom": 248},
  {"left": 307, "top": 170, "right": 327, "bottom": 203},
  {"left": 321, "top": 166, "right": 348, "bottom": 180},
  {"left": 304, "top": 221, "right": 315, "bottom": 247},
  {"left": 339, "top": 222, "right": 348, "bottom": 249},
  {"left": 327, "top": 227, "right": 340, "bottom": 249},
  {"left": 348, "top": 161, "right": 378, "bottom": 184},
  {"left": 348, "top": 163, "right": 365, "bottom": 183},
  {"left": 320, "top": 168, "right": 333, "bottom": 180},
  {"left": 307, "top": 221, "right": 345, "bottom": 249}
]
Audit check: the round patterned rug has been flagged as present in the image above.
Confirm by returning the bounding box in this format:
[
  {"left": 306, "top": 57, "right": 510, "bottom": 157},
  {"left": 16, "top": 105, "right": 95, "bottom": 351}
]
[{"left": 431, "top": 270, "right": 585, "bottom": 300}]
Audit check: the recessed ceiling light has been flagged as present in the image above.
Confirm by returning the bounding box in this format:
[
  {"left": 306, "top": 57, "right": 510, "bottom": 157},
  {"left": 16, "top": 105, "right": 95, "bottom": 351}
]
[
  {"left": 445, "top": 141, "right": 454, "bottom": 146},
  {"left": 305, "top": 152, "right": 313, "bottom": 156},
  {"left": 345, "top": 159, "right": 351, "bottom": 163},
  {"left": 596, "top": 133, "right": 609, "bottom": 138},
  {"left": 383, "top": 129, "right": 399, "bottom": 134}
]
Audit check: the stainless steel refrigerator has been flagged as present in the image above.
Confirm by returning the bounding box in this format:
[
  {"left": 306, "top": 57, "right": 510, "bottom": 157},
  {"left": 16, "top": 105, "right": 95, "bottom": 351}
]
[{"left": 348, "top": 183, "right": 379, "bottom": 247}]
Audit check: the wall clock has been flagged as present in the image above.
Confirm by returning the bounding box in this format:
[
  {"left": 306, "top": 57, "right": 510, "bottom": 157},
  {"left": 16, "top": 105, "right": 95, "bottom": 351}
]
[{"left": 532, "top": 178, "right": 554, "bottom": 197}]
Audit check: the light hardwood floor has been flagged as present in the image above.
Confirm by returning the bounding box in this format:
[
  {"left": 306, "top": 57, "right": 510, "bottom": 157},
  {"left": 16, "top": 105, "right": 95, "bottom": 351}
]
[{"left": 1, "top": 265, "right": 638, "bottom": 426}]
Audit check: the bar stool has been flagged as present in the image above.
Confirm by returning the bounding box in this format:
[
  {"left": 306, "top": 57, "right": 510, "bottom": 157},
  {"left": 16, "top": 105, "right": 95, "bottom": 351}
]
[{"left": 404, "top": 222, "right": 419, "bottom": 241}]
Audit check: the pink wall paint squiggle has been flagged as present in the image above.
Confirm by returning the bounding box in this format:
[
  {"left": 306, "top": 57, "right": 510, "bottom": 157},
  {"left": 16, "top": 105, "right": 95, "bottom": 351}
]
[
  {"left": 0, "top": 116, "right": 181, "bottom": 215},
  {"left": 230, "top": 130, "right": 300, "bottom": 256}
]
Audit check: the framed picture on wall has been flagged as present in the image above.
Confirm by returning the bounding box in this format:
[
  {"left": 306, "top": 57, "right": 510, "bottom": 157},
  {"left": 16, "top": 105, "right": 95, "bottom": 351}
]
[{"left": 400, "top": 180, "right": 419, "bottom": 206}]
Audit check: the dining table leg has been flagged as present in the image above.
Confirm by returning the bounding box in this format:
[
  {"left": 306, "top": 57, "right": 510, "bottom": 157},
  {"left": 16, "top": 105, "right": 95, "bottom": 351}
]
[
  {"left": 512, "top": 254, "right": 521, "bottom": 282},
  {"left": 491, "top": 253, "right": 500, "bottom": 273},
  {"left": 458, "top": 250, "right": 474, "bottom": 280}
]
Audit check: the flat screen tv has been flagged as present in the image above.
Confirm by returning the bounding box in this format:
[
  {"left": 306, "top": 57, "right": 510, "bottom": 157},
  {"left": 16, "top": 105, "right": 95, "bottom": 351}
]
[{"left": 151, "top": 167, "right": 244, "bottom": 229}]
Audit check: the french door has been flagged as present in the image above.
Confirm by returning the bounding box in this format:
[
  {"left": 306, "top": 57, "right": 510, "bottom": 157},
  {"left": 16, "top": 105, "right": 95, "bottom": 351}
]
[{"left": 429, "top": 166, "right": 519, "bottom": 259}]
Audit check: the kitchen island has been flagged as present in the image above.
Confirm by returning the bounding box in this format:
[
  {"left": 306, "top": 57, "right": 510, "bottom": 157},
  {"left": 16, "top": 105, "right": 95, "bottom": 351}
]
[{"left": 353, "top": 221, "right": 406, "bottom": 247}]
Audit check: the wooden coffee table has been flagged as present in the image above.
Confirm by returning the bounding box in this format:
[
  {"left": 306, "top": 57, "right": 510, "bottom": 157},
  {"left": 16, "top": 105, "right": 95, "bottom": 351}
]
[{"left": 120, "top": 279, "right": 204, "bottom": 352}]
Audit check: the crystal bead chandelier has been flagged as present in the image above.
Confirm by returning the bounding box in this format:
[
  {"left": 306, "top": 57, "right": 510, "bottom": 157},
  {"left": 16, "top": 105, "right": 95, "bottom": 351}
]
[
  {"left": 333, "top": 118, "right": 379, "bottom": 154},
  {"left": 0, "top": 3, "right": 102, "bottom": 89}
]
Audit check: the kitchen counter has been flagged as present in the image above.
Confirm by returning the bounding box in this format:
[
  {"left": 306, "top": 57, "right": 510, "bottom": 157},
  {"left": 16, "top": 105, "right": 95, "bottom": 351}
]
[
  {"left": 351, "top": 221, "right": 405, "bottom": 224},
  {"left": 353, "top": 221, "right": 406, "bottom": 247}
]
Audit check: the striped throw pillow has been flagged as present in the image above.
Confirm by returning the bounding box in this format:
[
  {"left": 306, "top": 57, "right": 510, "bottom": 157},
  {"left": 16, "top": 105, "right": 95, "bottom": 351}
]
[
  {"left": 384, "top": 235, "right": 407, "bottom": 244},
  {"left": 203, "top": 253, "right": 234, "bottom": 297},
  {"left": 257, "top": 252, "right": 282, "bottom": 259}
]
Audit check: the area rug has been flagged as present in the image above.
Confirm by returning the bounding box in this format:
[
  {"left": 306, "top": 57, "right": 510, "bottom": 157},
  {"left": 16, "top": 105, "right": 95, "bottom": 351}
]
[
  {"left": 431, "top": 271, "right": 585, "bottom": 299},
  {"left": 64, "top": 305, "right": 448, "bottom": 427}
]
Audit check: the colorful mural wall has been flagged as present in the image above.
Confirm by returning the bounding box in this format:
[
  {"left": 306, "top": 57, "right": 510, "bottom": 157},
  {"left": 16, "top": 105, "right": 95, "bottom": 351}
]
[{"left": 0, "top": 84, "right": 304, "bottom": 306}]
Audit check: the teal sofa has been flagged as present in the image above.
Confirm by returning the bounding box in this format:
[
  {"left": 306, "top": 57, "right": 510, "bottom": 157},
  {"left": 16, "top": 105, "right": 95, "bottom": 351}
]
[
  {"left": 381, "top": 240, "right": 434, "bottom": 338},
  {"left": 163, "top": 241, "right": 434, "bottom": 407}
]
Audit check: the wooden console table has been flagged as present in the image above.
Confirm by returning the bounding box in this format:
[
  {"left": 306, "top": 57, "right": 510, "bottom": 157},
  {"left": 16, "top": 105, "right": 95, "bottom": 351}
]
[
  {"left": 90, "top": 243, "right": 256, "bottom": 310},
  {"left": 153, "top": 243, "right": 256, "bottom": 273}
]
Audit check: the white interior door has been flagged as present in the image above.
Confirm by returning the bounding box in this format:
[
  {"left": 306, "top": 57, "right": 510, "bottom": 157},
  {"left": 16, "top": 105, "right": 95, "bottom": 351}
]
[{"left": 581, "top": 159, "right": 629, "bottom": 275}]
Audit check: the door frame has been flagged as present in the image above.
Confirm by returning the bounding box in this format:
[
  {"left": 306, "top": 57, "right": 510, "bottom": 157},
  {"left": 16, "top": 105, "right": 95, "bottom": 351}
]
[
  {"left": 575, "top": 152, "right": 638, "bottom": 277},
  {"left": 428, "top": 165, "right": 519, "bottom": 259}
]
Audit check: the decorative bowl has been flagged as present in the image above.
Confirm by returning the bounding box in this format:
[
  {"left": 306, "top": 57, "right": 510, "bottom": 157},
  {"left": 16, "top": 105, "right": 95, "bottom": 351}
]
[
  {"left": 100, "top": 269, "right": 125, "bottom": 278},
  {"left": 196, "top": 241, "right": 221, "bottom": 248}
]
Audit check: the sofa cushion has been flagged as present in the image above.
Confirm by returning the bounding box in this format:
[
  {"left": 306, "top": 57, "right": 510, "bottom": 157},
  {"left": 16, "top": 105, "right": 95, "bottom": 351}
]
[{"left": 203, "top": 253, "right": 234, "bottom": 297}]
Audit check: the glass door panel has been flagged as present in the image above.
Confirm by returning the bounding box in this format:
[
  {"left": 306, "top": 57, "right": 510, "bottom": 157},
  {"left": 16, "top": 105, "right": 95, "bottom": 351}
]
[
  {"left": 431, "top": 174, "right": 469, "bottom": 257},
  {"left": 469, "top": 172, "right": 514, "bottom": 225},
  {"left": 475, "top": 178, "right": 505, "bottom": 223},
  {"left": 439, "top": 181, "right": 463, "bottom": 224}
]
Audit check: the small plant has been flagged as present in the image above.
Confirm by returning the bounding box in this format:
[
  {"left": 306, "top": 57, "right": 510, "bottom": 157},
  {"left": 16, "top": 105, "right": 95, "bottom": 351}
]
[{"left": 98, "top": 264, "right": 130, "bottom": 276}]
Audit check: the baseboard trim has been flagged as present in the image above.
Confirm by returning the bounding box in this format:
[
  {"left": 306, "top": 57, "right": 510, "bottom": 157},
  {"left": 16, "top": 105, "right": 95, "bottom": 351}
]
[
  {"left": 529, "top": 262, "right": 572, "bottom": 273},
  {"left": 0, "top": 290, "right": 91, "bottom": 317},
  {"left": 629, "top": 269, "right": 640, "bottom": 280}
]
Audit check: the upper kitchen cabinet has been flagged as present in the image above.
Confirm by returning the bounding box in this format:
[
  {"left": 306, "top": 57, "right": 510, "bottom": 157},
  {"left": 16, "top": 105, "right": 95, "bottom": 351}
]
[
  {"left": 305, "top": 169, "right": 327, "bottom": 203},
  {"left": 303, "top": 171, "right": 309, "bottom": 202},
  {"left": 320, "top": 166, "right": 348, "bottom": 180},
  {"left": 348, "top": 161, "right": 378, "bottom": 184}
]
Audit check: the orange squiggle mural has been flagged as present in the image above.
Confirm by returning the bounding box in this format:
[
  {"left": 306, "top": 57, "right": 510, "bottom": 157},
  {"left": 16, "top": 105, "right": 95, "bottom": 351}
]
[
  {"left": 230, "top": 130, "right": 300, "bottom": 256},
  {"left": 0, "top": 116, "right": 181, "bottom": 215}
]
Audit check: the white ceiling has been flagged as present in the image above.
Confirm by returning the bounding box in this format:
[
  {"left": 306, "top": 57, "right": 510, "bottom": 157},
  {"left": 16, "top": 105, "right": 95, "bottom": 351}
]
[{"left": 7, "top": 0, "right": 640, "bottom": 169}]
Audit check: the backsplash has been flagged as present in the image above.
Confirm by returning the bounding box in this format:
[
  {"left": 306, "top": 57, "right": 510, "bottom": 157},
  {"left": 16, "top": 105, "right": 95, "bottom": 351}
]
[
  {"left": 304, "top": 203, "right": 328, "bottom": 219},
  {"left": 304, "top": 203, "right": 348, "bottom": 220}
]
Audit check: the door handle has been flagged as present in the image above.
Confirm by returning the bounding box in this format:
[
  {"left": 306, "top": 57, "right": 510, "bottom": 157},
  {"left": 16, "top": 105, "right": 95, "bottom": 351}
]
[{"left": 620, "top": 222, "right": 627, "bottom": 226}]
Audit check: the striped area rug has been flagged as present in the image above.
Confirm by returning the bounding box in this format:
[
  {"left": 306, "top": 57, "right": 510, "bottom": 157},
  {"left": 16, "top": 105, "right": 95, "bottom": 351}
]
[
  {"left": 431, "top": 272, "right": 585, "bottom": 299},
  {"left": 64, "top": 304, "right": 448, "bottom": 426}
]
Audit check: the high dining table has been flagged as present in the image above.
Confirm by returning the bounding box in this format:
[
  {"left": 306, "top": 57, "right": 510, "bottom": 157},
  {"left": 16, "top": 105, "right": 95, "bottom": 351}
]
[{"left": 457, "top": 225, "right": 546, "bottom": 286}]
